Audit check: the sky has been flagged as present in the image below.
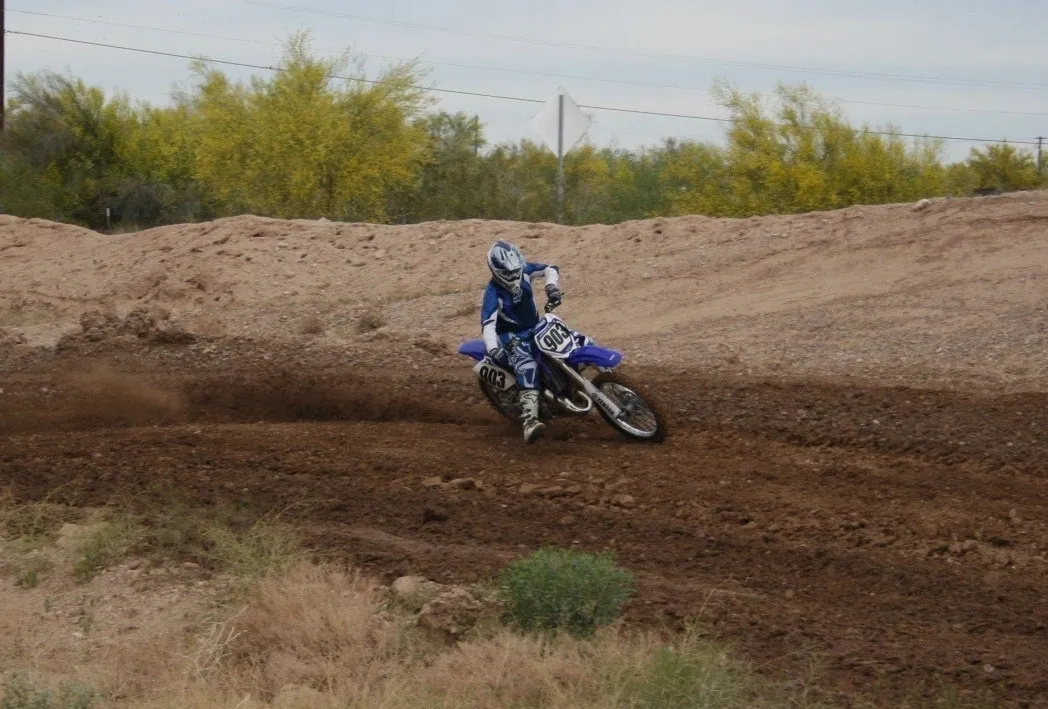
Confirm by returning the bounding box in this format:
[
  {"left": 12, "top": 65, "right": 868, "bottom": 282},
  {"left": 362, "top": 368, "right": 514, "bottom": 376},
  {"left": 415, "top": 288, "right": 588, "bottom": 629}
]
[{"left": 8, "top": 0, "right": 1048, "bottom": 162}]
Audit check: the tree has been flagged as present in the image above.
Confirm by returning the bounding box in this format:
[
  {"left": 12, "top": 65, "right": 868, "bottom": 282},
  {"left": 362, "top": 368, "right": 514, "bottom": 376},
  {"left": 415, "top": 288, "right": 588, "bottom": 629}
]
[
  {"left": 0, "top": 152, "right": 62, "bottom": 219},
  {"left": 401, "top": 111, "right": 485, "bottom": 222},
  {"left": 966, "top": 143, "right": 1041, "bottom": 193},
  {"left": 2, "top": 63, "right": 1030, "bottom": 228},
  {"left": 678, "top": 80, "right": 947, "bottom": 217},
  {"left": 190, "top": 33, "right": 433, "bottom": 222},
  {"left": 660, "top": 139, "right": 730, "bottom": 216},
  {"left": 599, "top": 146, "right": 670, "bottom": 222},
  {"left": 5, "top": 71, "right": 136, "bottom": 226}
]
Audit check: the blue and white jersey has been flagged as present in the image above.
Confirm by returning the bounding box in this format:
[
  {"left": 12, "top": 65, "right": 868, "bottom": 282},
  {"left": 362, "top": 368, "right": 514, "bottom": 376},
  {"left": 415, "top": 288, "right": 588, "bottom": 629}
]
[{"left": 481, "top": 262, "right": 559, "bottom": 353}]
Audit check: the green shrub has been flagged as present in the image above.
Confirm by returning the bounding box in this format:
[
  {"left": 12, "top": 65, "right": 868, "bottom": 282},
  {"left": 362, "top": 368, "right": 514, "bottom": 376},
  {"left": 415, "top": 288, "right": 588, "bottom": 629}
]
[
  {"left": 619, "top": 639, "right": 753, "bottom": 708},
  {"left": 0, "top": 674, "right": 98, "bottom": 709},
  {"left": 0, "top": 489, "right": 83, "bottom": 546},
  {"left": 205, "top": 514, "right": 306, "bottom": 579},
  {"left": 498, "top": 547, "right": 635, "bottom": 637},
  {"left": 73, "top": 520, "right": 143, "bottom": 580}
]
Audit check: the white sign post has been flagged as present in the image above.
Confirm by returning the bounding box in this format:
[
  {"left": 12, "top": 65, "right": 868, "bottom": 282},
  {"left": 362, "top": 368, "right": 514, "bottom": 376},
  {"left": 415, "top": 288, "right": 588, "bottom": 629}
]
[{"left": 530, "top": 88, "right": 589, "bottom": 223}]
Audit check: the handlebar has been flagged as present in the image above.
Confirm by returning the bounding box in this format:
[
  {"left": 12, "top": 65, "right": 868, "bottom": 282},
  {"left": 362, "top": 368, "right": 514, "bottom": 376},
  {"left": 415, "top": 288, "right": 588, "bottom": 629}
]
[
  {"left": 544, "top": 292, "right": 566, "bottom": 313},
  {"left": 504, "top": 295, "right": 566, "bottom": 354}
]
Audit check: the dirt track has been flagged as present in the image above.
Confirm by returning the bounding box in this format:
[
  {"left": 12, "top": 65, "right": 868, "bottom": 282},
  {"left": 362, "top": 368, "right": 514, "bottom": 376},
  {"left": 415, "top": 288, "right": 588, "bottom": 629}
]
[
  {"left": 2, "top": 342, "right": 1046, "bottom": 707},
  {"left": 3, "top": 194, "right": 1048, "bottom": 706}
]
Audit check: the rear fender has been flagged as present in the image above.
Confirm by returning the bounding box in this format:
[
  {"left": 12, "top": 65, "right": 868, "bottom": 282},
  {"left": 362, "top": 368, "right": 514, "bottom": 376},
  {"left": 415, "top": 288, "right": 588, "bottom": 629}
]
[
  {"left": 566, "top": 345, "right": 622, "bottom": 368},
  {"left": 458, "top": 339, "right": 487, "bottom": 362}
]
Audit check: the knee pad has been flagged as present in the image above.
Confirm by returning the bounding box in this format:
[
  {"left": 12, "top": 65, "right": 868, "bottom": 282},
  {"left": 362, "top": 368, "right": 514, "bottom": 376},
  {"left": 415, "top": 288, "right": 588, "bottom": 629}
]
[{"left": 509, "top": 340, "right": 539, "bottom": 389}]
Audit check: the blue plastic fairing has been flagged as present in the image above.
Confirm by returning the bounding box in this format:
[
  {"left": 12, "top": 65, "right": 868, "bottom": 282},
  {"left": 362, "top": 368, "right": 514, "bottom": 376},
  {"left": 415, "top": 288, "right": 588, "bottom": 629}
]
[
  {"left": 458, "top": 339, "right": 488, "bottom": 361},
  {"left": 566, "top": 345, "right": 622, "bottom": 368}
]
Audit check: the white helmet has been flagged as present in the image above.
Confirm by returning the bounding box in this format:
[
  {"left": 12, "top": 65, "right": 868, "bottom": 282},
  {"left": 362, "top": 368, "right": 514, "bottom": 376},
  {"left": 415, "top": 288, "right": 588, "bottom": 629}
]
[{"left": 487, "top": 240, "right": 526, "bottom": 297}]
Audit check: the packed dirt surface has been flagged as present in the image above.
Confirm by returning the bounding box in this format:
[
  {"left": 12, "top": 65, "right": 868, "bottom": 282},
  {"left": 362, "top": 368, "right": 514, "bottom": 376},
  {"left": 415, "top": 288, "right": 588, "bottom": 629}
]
[{"left": 2, "top": 192, "right": 1048, "bottom": 706}]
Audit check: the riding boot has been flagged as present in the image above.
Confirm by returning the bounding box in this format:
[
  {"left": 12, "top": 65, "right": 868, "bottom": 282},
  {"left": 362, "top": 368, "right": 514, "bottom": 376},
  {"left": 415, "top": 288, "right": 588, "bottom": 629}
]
[{"left": 519, "top": 389, "right": 545, "bottom": 443}]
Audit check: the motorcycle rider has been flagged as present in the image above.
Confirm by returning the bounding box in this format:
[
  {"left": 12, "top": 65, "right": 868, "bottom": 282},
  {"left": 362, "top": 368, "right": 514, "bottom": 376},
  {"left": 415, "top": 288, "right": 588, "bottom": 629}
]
[{"left": 481, "top": 240, "right": 563, "bottom": 443}]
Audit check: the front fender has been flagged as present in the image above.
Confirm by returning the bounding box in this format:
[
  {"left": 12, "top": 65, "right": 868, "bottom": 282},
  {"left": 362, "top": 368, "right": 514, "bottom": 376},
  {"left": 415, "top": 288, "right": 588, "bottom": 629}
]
[{"left": 566, "top": 345, "right": 622, "bottom": 368}]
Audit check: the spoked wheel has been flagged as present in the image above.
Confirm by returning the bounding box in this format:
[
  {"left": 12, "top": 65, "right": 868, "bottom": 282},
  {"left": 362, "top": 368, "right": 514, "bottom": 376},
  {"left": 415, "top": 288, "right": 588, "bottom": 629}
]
[
  {"left": 591, "top": 373, "right": 667, "bottom": 442},
  {"left": 479, "top": 380, "right": 520, "bottom": 422}
]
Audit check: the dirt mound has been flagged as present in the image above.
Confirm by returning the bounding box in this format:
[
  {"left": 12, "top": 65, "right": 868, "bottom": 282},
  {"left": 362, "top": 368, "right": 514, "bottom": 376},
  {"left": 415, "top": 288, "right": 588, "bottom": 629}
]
[
  {"left": 0, "top": 214, "right": 97, "bottom": 243},
  {"left": 0, "top": 327, "right": 26, "bottom": 346},
  {"left": 4, "top": 191, "right": 1048, "bottom": 389},
  {"left": 57, "top": 307, "right": 197, "bottom": 349}
]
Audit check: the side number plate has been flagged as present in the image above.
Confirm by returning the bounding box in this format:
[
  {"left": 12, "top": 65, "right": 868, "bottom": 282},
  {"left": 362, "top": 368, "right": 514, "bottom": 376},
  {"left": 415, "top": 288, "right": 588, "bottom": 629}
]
[{"left": 474, "top": 360, "right": 514, "bottom": 391}]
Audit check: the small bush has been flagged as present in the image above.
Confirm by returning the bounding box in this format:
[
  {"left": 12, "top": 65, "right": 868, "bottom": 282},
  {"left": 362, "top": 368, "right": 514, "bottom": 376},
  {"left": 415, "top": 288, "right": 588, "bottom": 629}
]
[
  {"left": 0, "top": 489, "right": 83, "bottom": 545},
  {"left": 499, "top": 547, "right": 635, "bottom": 637},
  {"left": 619, "top": 636, "right": 752, "bottom": 708},
  {"left": 205, "top": 514, "right": 306, "bottom": 579},
  {"left": 0, "top": 674, "right": 98, "bottom": 709},
  {"left": 74, "top": 520, "right": 143, "bottom": 580},
  {"left": 16, "top": 557, "right": 53, "bottom": 589},
  {"left": 357, "top": 308, "right": 386, "bottom": 333}
]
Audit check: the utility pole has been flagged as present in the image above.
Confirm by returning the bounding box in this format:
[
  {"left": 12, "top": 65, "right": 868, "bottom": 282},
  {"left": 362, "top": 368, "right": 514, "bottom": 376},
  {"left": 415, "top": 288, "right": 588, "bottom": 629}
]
[
  {"left": 1, "top": 0, "right": 6, "bottom": 133},
  {"left": 556, "top": 93, "right": 564, "bottom": 224},
  {"left": 530, "top": 88, "right": 586, "bottom": 225},
  {"left": 473, "top": 114, "right": 479, "bottom": 156},
  {"left": 1038, "top": 136, "right": 1045, "bottom": 175}
]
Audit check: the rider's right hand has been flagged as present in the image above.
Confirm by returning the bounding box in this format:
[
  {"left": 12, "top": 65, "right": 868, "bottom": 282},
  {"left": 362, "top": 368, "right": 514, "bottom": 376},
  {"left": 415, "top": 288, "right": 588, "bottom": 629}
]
[{"left": 487, "top": 346, "right": 506, "bottom": 362}]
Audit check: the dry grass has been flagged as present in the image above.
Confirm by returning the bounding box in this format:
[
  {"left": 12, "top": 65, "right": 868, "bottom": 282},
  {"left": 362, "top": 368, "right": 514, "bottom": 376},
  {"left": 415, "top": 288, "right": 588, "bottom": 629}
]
[
  {"left": 357, "top": 307, "right": 386, "bottom": 333},
  {"left": 0, "top": 499, "right": 983, "bottom": 709},
  {"left": 408, "top": 626, "right": 763, "bottom": 709},
  {"left": 108, "top": 562, "right": 782, "bottom": 709},
  {"left": 204, "top": 512, "right": 308, "bottom": 580},
  {"left": 213, "top": 563, "right": 416, "bottom": 705},
  {"left": 0, "top": 488, "right": 84, "bottom": 545},
  {"left": 0, "top": 545, "right": 993, "bottom": 708},
  {"left": 0, "top": 553, "right": 821, "bottom": 709},
  {"left": 72, "top": 518, "right": 145, "bottom": 580}
]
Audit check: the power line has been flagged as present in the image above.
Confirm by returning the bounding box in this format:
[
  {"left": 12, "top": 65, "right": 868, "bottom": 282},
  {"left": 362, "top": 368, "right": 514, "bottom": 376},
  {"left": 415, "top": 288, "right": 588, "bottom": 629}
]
[
  {"left": 6, "top": 30, "right": 543, "bottom": 105},
  {"left": 9, "top": 9, "right": 299, "bottom": 53},
  {"left": 14, "top": 8, "right": 1048, "bottom": 120},
  {"left": 831, "top": 97, "right": 1048, "bottom": 119},
  {"left": 226, "top": 0, "right": 1048, "bottom": 93},
  {"left": 5, "top": 30, "right": 1041, "bottom": 147}
]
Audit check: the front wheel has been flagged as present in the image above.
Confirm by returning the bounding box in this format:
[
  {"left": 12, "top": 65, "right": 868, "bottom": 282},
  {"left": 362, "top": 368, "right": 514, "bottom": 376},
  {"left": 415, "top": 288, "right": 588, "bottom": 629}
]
[{"left": 591, "top": 373, "right": 667, "bottom": 442}]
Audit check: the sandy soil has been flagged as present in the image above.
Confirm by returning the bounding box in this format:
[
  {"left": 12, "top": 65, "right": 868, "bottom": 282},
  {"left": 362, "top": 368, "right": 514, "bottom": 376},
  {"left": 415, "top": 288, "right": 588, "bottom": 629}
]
[
  {"left": 2, "top": 192, "right": 1048, "bottom": 706},
  {"left": 3, "top": 190, "right": 1047, "bottom": 389}
]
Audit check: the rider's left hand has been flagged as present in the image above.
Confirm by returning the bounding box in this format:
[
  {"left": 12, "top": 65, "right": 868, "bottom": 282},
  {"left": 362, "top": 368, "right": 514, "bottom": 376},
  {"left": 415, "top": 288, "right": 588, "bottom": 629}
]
[{"left": 545, "top": 284, "right": 562, "bottom": 308}]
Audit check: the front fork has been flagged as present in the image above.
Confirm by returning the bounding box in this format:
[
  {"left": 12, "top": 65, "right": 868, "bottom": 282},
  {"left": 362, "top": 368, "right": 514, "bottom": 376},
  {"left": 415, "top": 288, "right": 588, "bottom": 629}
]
[
  {"left": 508, "top": 331, "right": 623, "bottom": 420},
  {"left": 549, "top": 359, "right": 624, "bottom": 420}
]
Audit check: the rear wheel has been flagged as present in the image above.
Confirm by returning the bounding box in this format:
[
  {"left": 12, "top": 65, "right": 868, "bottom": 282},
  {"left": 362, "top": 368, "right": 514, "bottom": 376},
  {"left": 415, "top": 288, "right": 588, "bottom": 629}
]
[
  {"left": 479, "top": 380, "right": 520, "bottom": 422},
  {"left": 591, "top": 372, "right": 666, "bottom": 442}
]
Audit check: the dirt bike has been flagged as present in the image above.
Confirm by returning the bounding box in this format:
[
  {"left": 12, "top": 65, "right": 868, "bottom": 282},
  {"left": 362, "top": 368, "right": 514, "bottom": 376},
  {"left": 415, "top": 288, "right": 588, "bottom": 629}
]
[{"left": 457, "top": 299, "right": 666, "bottom": 442}]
